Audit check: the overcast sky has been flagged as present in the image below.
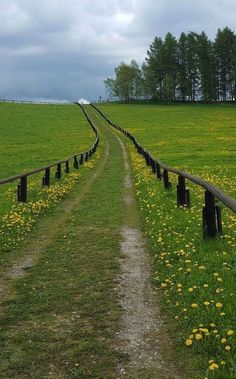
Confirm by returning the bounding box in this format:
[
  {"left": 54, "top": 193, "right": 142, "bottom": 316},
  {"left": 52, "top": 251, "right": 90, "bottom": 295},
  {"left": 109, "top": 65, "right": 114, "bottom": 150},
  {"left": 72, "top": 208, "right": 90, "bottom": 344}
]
[{"left": 0, "top": 0, "right": 235, "bottom": 102}]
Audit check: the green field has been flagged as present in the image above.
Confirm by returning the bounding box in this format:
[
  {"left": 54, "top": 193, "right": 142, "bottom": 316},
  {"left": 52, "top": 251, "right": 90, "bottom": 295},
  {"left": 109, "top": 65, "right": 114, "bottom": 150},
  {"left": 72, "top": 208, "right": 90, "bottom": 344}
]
[
  {"left": 99, "top": 103, "right": 236, "bottom": 197},
  {"left": 0, "top": 103, "right": 94, "bottom": 179},
  {"left": 98, "top": 103, "right": 236, "bottom": 378},
  {"left": 0, "top": 103, "right": 95, "bottom": 215},
  {"left": 0, "top": 102, "right": 235, "bottom": 378}
]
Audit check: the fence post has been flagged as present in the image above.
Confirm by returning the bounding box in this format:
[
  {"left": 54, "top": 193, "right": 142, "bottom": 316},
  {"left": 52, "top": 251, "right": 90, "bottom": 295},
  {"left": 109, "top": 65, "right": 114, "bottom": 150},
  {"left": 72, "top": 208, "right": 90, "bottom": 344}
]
[
  {"left": 17, "top": 176, "right": 27, "bottom": 202},
  {"left": 151, "top": 158, "right": 156, "bottom": 174},
  {"left": 177, "top": 175, "right": 190, "bottom": 207},
  {"left": 145, "top": 151, "right": 150, "bottom": 166},
  {"left": 43, "top": 168, "right": 50, "bottom": 187},
  {"left": 55, "top": 163, "right": 62, "bottom": 179},
  {"left": 73, "top": 156, "right": 79, "bottom": 169},
  {"left": 65, "top": 161, "right": 70, "bottom": 174},
  {"left": 203, "top": 190, "right": 222, "bottom": 239},
  {"left": 156, "top": 163, "right": 162, "bottom": 180},
  {"left": 163, "top": 169, "right": 171, "bottom": 189},
  {"left": 80, "top": 154, "right": 84, "bottom": 165}
]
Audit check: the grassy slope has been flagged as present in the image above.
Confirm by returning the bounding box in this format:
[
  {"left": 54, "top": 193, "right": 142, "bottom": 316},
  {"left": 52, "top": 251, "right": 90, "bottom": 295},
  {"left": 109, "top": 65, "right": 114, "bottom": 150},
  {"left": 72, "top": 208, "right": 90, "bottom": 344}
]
[
  {"left": 0, "top": 103, "right": 95, "bottom": 215},
  {"left": 0, "top": 113, "right": 126, "bottom": 378},
  {"left": 0, "top": 103, "right": 94, "bottom": 178},
  {"left": 97, "top": 103, "right": 236, "bottom": 378},
  {"left": 99, "top": 103, "right": 236, "bottom": 197}
]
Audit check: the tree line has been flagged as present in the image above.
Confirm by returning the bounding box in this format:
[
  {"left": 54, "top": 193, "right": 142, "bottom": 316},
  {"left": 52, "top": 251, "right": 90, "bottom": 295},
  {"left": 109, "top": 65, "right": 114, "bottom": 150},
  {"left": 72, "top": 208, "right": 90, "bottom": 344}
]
[{"left": 104, "top": 27, "right": 236, "bottom": 103}]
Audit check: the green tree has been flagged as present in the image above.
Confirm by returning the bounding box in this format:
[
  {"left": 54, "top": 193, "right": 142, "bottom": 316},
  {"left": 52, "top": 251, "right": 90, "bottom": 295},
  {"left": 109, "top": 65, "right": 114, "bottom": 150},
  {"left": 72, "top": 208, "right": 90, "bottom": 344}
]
[
  {"left": 104, "top": 60, "right": 143, "bottom": 102},
  {"left": 215, "top": 27, "right": 236, "bottom": 101},
  {"left": 162, "top": 33, "right": 178, "bottom": 101},
  {"left": 145, "top": 37, "right": 165, "bottom": 100},
  {"left": 186, "top": 32, "right": 199, "bottom": 101},
  {"left": 197, "top": 32, "right": 217, "bottom": 102},
  {"left": 104, "top": 78, "right": 116, "bottom": 100},
  {"left": 177, "top": 32, "right": 189, "bottom": 101}
]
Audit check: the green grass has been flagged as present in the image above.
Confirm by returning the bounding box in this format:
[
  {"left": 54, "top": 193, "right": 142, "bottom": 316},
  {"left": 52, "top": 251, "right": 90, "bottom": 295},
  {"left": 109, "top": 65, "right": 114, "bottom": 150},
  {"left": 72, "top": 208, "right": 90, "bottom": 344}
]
[
  {"left": 95, "top": 103, "right": 236, "bottom": 378},
  {"left": 0, "top": 103, "right": 94, "bottom": 178},
  {"left": 99, "top": 103, "right": 236, "bottom": 197},
  {"left": 0, "top": 115, "right": 127, "bottom": 378},
  {"left": 0, "top": 103, "right": 95, "bottom": 216}
]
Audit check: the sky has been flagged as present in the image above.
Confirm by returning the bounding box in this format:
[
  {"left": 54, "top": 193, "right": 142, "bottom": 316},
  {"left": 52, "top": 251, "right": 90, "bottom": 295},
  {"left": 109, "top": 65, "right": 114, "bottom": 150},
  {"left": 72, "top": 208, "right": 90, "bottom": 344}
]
[{"left": 0, "top": 0, "right": 235, "bottom": 102}]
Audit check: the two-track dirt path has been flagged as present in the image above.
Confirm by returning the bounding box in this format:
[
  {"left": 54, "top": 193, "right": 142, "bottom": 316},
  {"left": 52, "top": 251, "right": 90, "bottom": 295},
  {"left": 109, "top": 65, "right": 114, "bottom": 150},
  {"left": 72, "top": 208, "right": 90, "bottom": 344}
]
[{"left": 0, "top": 105, "right": 189, "bottom": 378}]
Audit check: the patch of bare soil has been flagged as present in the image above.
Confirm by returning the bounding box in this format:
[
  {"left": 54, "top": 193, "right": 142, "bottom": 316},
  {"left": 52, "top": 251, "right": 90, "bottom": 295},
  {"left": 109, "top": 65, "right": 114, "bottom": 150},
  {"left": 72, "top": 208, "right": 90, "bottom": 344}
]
[{"left": 114, "top": 134, "right": 185, "bottom": 379}]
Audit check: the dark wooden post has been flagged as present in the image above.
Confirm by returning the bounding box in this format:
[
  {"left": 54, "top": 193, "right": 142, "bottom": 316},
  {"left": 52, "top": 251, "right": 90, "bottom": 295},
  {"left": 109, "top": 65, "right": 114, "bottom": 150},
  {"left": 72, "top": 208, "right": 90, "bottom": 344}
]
[
  {"left": 203, "top": 191, "right": 222, "bottom": 239},
  {"left": 73, "top": 156, "right": 79, "bottom": 169},
  {"left": 85, "top": 152, "right": 89, "bottom": 161},
  {"left": 55, "top": 163, "right": 62, "bottom": 179},
  {"left": 151, "top": 158, "right": 156, "bottom": 174},
  {"left": 80, "top": 154, "right": 84, "bottom": 165},
  {"left": 163, "top": 169, "right": 171, "bottom": 189},
  {"left": 43, "top": 168, "right": 50, "bottom": 187},
  {"left": 65, "top": 161, "right": 69, "bottom": 174},
  {"left": 17, "top": 176, "right": 27, "bottom": 202},
  {"left": 156, "top": 163, "right": 162, "bottom": 180},
  {"left": 177, "top": 175, "right": 190, "bottom": 207},
  {"left": 145, "top": 152, "right": 150, "bottom": 166}
]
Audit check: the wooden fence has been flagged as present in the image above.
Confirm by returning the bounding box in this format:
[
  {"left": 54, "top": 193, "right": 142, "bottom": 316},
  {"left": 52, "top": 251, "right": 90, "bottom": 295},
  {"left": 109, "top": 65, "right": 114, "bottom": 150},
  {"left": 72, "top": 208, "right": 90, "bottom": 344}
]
[{"left": 91, "top": 103, "right": 236, "bottom": 239}]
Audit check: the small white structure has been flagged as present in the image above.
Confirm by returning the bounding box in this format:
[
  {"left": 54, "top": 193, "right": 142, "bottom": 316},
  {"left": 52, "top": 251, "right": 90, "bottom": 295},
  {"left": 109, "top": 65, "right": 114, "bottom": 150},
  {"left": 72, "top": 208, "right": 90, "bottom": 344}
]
[{"left": 78, "top": 98, "right": 90, "bottom": 104}]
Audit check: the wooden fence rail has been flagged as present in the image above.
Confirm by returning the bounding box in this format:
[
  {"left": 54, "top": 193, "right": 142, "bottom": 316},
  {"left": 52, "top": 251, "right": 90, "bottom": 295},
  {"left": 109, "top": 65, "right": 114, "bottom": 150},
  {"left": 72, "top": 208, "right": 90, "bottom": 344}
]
[
  {"left": 90, "top": 103, "right": 236, "bottom": 239},
  {"left": 0, "top": 103, "right": 99, "bottom": 203}
]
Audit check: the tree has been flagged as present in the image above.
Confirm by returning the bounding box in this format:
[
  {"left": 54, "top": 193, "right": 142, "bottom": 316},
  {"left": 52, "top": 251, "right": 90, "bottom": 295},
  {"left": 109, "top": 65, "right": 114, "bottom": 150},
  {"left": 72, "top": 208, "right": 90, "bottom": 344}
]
[
  {"left": 215, "top": 27, "right": 236, "bottom": 101},
  {"left": 104, "top": 27, "right": 236, "bottom": 103},
  {"left": 104, "top": 60, "right": 143, "bottom": 102},
  {"left": 197, "top": 32, "right": 217, "bottom": 102},
  {"left": 177, "top": 32, "right": 189, "bottom": 101},
  {"left": 145, "top": 37, "right": 165, "bottom": 100},
  {"left": 104, "top": 78, "right": 116, "bottom": 100}
]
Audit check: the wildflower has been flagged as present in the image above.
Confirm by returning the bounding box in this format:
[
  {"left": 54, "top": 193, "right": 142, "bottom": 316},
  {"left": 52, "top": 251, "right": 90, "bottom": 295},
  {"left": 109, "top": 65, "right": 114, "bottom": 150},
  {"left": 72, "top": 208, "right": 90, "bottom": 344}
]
[
  {"left": 209, "top": 363, "right": 219, "bottom": 370},
  {"left": 225, "top": 345, "right": 231, "bottom": 351},
  {"left": 195, "top": 334, "right": 202, "bottom": 340},
  {"left": 204, "top": 301, "right": 210, "bottom": 306},
  {"left": 215, "top": 303, "right": 223, "bottom": 308},
  {"left": 221, "top": 338, "right": 227, "bottom": 344},
  {"left": 188, "top": 288, "right": 193, "bottom": 292},
  {"left": 191, "top": 303, "right": 198, "bottom": 308},
  {"left": 185, "top": 339, "right": 192, "bottom": 346},
  {"left": 227, "top": 330, "right": 234, "bottom": 336}
]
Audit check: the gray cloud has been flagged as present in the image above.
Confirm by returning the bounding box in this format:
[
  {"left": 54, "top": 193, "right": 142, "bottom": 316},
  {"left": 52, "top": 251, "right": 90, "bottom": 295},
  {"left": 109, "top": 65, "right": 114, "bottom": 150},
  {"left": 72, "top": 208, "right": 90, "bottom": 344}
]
[{"left": 0, "top": 0, "right": 235, "bottom": 101}]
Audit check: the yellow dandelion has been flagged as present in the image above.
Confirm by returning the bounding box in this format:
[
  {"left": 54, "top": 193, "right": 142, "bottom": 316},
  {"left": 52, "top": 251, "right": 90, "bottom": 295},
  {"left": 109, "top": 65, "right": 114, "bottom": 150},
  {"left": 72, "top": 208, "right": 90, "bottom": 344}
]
[
  {"left": 209, "top": 363, "right": 219, "bottom": 370},
  {"left": 185, "top": 339, "right": 192, "bottom": 346}
]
